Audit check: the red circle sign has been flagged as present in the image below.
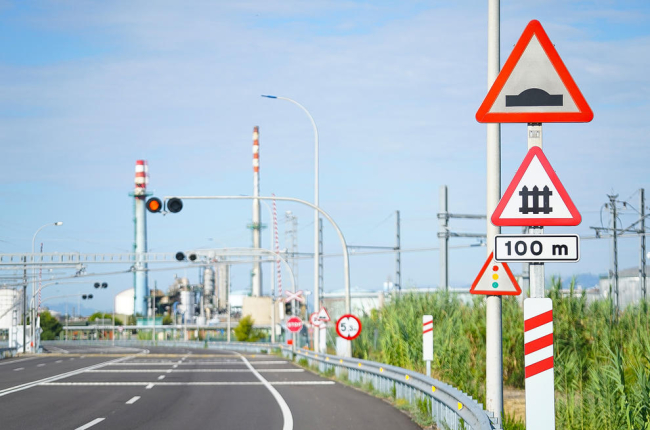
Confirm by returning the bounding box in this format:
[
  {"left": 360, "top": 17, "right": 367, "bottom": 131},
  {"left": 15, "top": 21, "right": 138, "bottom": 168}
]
[
  {"left": 286, "top": 316, "right": 304, "bottom": 333},
  {"left": 336, "top": 314, "right": 362, "bottom": 340}
]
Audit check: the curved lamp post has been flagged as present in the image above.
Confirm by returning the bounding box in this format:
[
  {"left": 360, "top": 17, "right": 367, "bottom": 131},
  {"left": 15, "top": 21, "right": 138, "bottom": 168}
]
[{"left": 261, "top": 95, "right": 324, "bottom": 352}]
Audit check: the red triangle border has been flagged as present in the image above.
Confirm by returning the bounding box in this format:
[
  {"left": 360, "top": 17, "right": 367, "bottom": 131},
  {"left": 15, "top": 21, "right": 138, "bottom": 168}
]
[
  {"left": 491, "top": 147, "right": 581, "bottom": 226},
  {"left": 476, "top": 20, "right": 593, "bottom": 123},
  {"left": 470, "top": 252, "right": 522, "bottom": 296}
]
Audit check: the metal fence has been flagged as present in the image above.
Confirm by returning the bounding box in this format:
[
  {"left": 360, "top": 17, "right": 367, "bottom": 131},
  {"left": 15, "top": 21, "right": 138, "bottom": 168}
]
[
  {"left": 0, "top": 346, "right": 17, "bottom": 360},
  {"left": 41, "top": 340, "right": 499, "bottom": 429}
]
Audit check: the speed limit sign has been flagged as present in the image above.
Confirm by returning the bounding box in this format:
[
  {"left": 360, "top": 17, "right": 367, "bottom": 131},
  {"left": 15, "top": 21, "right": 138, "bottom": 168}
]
[{"left": 336, "top": 314, "right": 362, "bottom": 340}]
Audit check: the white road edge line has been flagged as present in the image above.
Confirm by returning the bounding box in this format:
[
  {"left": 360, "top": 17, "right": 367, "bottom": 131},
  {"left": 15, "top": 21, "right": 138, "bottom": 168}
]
[
  {"left": 75, "top": 417, "right": 105, "bottom": 430},
  {"left": 238, "top": 353, "right": 293, "bottom": 430},
  {"left": 126, "top": 396, "right": 141, "bottom": 404},
  {"left": 42, "top": 381, "right": 336, "bottom": 386},
  {"left": 0, "top": 357, "right": 38, "bottom": 367}
]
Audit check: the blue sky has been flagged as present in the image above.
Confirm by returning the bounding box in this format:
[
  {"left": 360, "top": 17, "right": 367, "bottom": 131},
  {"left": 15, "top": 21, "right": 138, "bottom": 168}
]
[{"left": 1, "top": 0, "right": 649, "bottom": 314}]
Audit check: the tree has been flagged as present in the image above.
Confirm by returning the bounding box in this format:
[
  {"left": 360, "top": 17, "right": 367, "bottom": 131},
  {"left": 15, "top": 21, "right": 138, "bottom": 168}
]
[
  {"left": 234, "top": 315, "right": 264, "bottom": 342},
  {"left": 40, "top": 311, "right": 62, "bottom": 340},
  {"left": 88, "top": 312, "right": 123, "bottom": 326},
  {"left": 162, "top": 314, "right": 173, "bottom": 325}
]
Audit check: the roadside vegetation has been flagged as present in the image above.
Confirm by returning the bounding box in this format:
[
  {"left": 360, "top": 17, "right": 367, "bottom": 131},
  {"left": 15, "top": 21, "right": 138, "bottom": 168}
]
[{"left": 351, "top": 279, "right": 650, "bottom": 429}]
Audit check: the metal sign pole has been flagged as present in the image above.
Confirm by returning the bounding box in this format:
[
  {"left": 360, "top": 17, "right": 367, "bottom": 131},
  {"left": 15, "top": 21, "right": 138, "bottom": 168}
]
[
  {"left": 525, "top": 123, "right": 555, "bottom": 430},
  {"left": 485, "top": 0, "right": 503, "bottom": 422}
]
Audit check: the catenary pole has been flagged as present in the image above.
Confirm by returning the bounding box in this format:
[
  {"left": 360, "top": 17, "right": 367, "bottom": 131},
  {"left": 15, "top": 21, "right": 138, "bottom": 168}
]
[
  {"left": 485, "top": 0, "right": 503, "bottom": 421},
  {"left": 640, "top": 189, "right": 646, "bottom": 302}
]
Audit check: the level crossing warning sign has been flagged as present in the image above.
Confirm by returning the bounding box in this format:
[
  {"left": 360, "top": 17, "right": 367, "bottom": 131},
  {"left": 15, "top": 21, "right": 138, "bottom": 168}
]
[
  {"left": 491, "top": 146, "right": 581, "bottom": 227},
  {"left": 475, "top": 20, "right": 593, "bottom": 123},
  {"left": 470, "top": 252, "right": 521, "bottom": 296}
]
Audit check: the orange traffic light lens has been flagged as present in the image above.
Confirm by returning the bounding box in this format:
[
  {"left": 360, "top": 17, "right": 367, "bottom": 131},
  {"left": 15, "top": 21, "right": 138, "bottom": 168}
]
[{"left": 146, "top": 197, "right": 162, "bottom": 213}]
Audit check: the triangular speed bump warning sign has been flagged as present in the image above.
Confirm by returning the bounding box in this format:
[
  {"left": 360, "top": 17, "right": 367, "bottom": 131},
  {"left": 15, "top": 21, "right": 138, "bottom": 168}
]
[
  {"left": 317, "top": 307, "right": 331, "bottom": 322},
  {"left": 492, "top": 146, "right": 581, "bottom": 227},
  {"left": 470, "top": 252, "right": 522, "bottom": 296},
  {"left": 476, "top": 20, "right": 593, "bottom": 123}
]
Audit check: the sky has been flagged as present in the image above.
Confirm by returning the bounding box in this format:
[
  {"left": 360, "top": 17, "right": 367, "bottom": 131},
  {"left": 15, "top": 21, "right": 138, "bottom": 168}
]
[{"left": 0, "top": 0, "right": 649, "bottom": 314}]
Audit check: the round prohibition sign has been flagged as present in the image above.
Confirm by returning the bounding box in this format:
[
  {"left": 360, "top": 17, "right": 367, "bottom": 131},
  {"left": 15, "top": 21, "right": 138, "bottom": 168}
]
[{"left": 336, "top": 314, "right": 362, "bottom": 340}]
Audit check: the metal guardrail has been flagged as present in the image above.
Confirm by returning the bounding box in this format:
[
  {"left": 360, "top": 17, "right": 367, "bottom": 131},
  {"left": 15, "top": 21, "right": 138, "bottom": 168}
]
[
  {"left": 0, "top": 346, "right": 17, "bottom": 360},
  {"left": 44, "top": 340, "right": 499, "bottom": 429},
  {"left": 284, "top": 348, "right": 500, "bottom": 430}
]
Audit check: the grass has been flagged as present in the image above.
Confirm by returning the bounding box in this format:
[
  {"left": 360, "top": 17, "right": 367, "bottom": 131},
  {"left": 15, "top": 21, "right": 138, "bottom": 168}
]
[{"left": 351, "top": 279, "right": 650, "bottom": 430}]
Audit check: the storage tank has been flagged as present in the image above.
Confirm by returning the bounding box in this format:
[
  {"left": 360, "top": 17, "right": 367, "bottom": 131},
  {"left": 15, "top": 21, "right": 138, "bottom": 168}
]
[
  {"left": 216, "top": 264, "right": 229, "bottom": 311},
  {"left": 179, "top": 289, "right": 194, "bottom": 323},
  {"left": 203, "top": 267, "right": 215, "bottom": 296}
]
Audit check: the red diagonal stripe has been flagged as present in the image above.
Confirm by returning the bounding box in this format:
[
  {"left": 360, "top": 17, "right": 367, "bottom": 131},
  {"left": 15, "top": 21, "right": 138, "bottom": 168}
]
[
  {"left": 524, "top": 310, "right": 553, "bottom": 332},
  {"left": 422, "top": 328, "right": 433, "bottom": 335},
  {"left": 525, "top": 356, "right": 554, "bottom": 379},
  {"left": 423, "top": 320, "right": 433, "bottom": 327},
  {"left": 524, "top": 333, "right": 553, "bottom": 355}
]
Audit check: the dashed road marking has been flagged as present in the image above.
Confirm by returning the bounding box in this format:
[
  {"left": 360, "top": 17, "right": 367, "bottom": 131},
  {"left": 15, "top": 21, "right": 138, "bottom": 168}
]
[
  {"left": 13, "top": 368, "right": 24, "bottom": 372},
  {"left": 157, "top": 375, "right": 165, "bottom": 380},
  {"left": 43, "top": 381, "right": 335, "bottom": 387},
  {"left": 126, "top": 396, "right": 141, "bottom": 405},
  {"left": 74, "top": 417, "right": 105, "bottom": 430},
  {"left": 37, "top": 364, "right": 46, "bottom": 367}
]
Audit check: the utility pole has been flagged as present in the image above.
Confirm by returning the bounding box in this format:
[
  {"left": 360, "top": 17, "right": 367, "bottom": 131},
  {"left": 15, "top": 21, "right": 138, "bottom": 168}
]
[
  {"left": 609, "top": 194, "right": 620, "bottom": 319},
  {"left": 395, "top": 210, "right": 401, "bottom": 292},
  {"left": 438, "top": 186, "right": 449, "bottom": 290},
  {"left": 22, "top": 256, "right": 27, "bottom": 354},
  {"left": 640, "top": 189, "right": 646, "bottom": 302},
  {"left": 437, "top": 185, "right": 486, "bottom": 291}
]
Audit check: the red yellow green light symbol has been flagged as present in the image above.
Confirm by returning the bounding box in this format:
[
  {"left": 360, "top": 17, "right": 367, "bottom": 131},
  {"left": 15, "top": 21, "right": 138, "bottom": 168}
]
[{"left": 492, "top": 265, "right": 499, "bottom": 288}]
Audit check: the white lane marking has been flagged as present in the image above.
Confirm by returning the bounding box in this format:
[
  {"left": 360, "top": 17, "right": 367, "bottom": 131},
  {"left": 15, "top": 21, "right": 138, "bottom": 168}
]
[
  {"left": 13, "top": 368, "right": 24, "bottom": 371},
  {"left": 0, "top": 357, "right": 38, "bottom": 366},
  {"left": 172, "top": 364, "right": 178, "bottom": 368},
  {"left": 238, "top": 353, "right": 293, "bottom": 430},
  {"left": 37, "top": 364, "right": 46, "bottom": 367},
  {"left": 157, "top": 375, "right": 165, "bottom": 380},
  {"left": 75, "top": 417, "right": 105, "bottom": 430},
  {"left": 166, "top": 369, "right": 172, "bottom": 373},
  {"left": 86, "top": 369, "right": 303, "bottom": 373},
  {"left": 43, "top": 381, "right": 335, "bottom": 386},
  {"left": 80, "top": 356, "right": 86, "bottom": 359},
  {"left": 69, "top": 358, "right": 75, "bottom": 361},
  {"left": 108, "top": 360, "right": 287, "bottom": 366},
  {"left": 55, "top": 360, "right": 63, "bottom": 363},
  {"left": 126, "top": 396, "right": 141, "bottom": 405},
  {"left": 0, "top": 355, "right": 137, "bottom": 398}
]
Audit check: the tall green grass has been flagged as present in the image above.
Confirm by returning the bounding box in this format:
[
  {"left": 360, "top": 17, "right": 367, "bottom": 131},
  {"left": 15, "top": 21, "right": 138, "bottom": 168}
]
[{"left": 352, "top": 279, "right": 650, "bottom": 430}]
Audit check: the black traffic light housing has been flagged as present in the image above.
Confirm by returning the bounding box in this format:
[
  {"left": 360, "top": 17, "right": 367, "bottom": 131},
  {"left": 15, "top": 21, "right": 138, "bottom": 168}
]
[
  {"left": 167, "top": 198, "right": 183, "bottom": 213},
  {"left": 285, "top": 301, "right": 292, "bottom": 316},
  {"left": 82, "top": 294, "right": 93, "bottom": 300},
  {"left": 175, "top": 252, "right": 197, "bottom": 262},
  {"left": 94, "top": 282, "right": 108, "bottom": 289},
  {"left": 146, "top": 197, "right": 163, "bottom": 213}
]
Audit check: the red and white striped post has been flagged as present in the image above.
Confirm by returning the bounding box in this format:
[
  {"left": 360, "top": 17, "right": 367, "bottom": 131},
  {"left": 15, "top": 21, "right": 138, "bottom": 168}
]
[
  {"left": 524, "top": 298, "right": 554, "bottom": 430},
  {"left": 423, "top": 315, "right": 433, "bottom": 377}
]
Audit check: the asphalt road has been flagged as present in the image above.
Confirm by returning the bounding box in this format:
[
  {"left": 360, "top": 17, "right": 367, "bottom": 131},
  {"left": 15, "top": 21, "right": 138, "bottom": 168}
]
[{"left": 0, "top": 343, "right": 421, "bottom": 430}]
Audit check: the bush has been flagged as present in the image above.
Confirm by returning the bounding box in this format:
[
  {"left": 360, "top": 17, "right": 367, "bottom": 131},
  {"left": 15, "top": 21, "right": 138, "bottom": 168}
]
[{"left": 234, "top": 315, "right": 264, "bottom": 342}]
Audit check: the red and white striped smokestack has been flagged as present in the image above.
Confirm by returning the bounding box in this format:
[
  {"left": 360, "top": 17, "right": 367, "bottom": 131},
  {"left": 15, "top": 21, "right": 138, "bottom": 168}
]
[
  {"left": 134, "top": 160, "right": 149, "bottom": 196},
  {"left": 252, "top": 127, "right": 262, "bottom": 296},
  {"left": 253, "top": 127, "right": 260, "bottom": 174}
]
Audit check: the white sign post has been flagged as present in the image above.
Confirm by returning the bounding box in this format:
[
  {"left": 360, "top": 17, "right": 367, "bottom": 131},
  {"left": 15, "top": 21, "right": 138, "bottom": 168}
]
[
  {"left": 524, "top": 298, "right": 554, "bottom": 430},
  {"left": 423, "top": 315, "right": 433, "bottom": 377}
]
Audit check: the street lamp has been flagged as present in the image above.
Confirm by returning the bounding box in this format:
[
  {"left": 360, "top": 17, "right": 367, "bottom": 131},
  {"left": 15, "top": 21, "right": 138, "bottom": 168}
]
[
  {"left": 31, "top": 221, "right": 63, "bottom": 352},
  {"left": 261, "top": 95, "right": 323, "bottom": 352}
]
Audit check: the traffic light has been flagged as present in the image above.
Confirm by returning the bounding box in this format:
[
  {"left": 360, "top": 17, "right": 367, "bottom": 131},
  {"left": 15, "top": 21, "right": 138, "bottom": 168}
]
[
  {"left": 175, "top": 252, "right": 198, "bottom": 262},
  {"left": 93, "top": 282, "right": 108, "bottom": 289},
  {"left": 146, "top": 197, "right": 162, "bottom": 213},
  {"left": 82, "top": 294, "right": 93, "bottom": 300},
  {"left": 167, "top": 198, "right": 183, "bottom": 213},
  {"left": 285, "top": 301, "right": 292, "bottom": 316}
]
